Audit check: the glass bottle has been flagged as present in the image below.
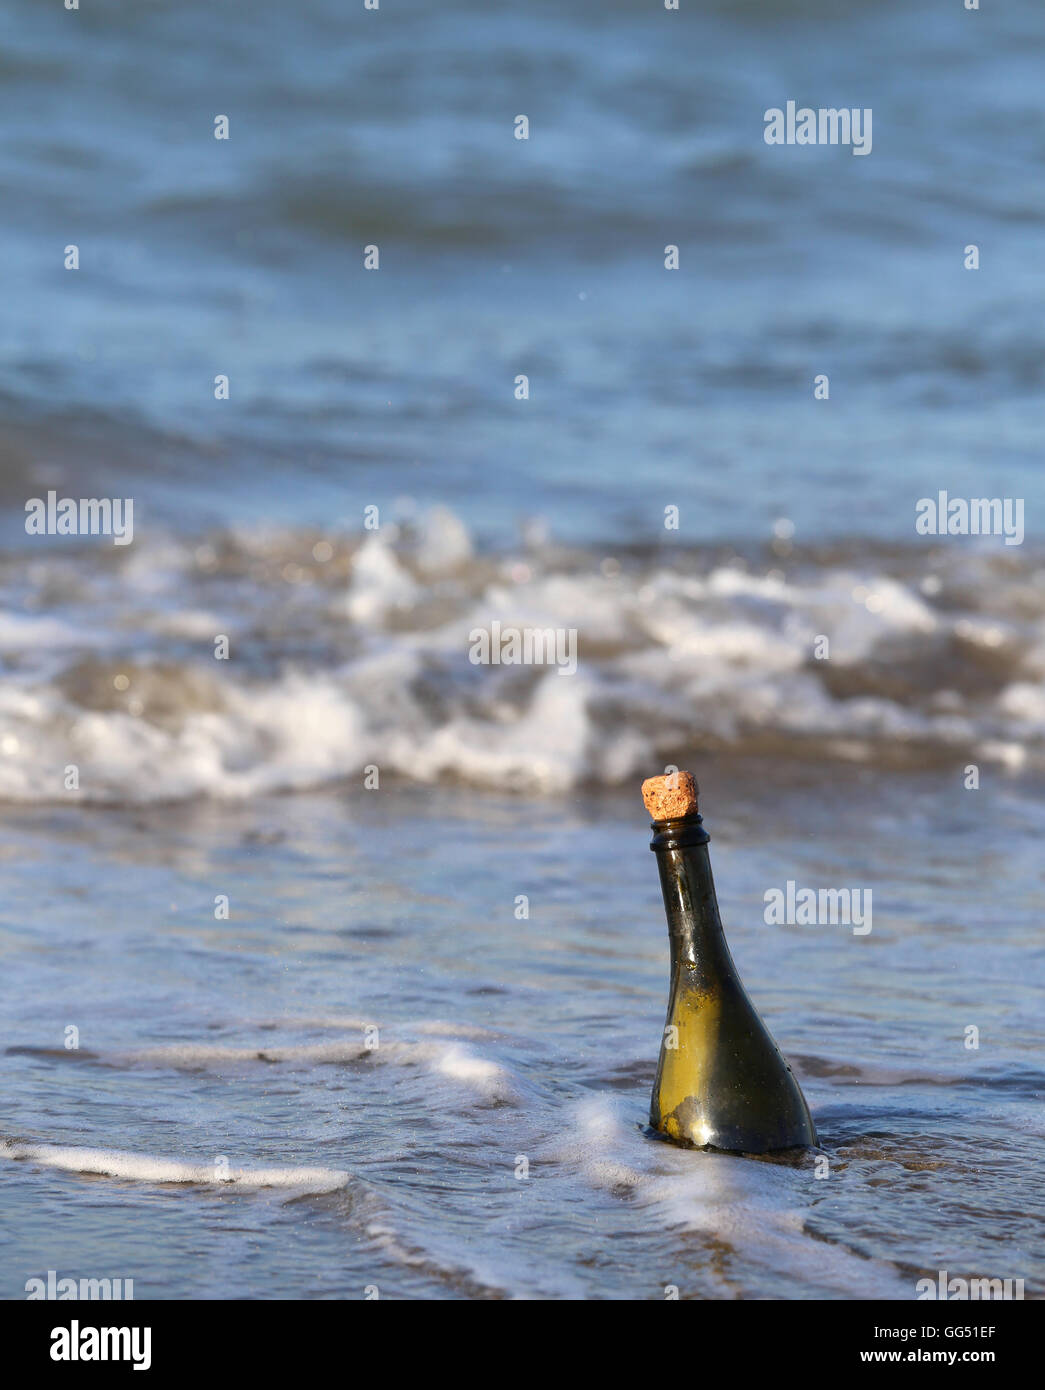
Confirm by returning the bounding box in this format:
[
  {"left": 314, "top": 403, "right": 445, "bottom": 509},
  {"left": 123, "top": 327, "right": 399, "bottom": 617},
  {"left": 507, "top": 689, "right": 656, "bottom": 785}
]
[{"left": 644, "top": 774, "right": 817, "bottom": 1153}]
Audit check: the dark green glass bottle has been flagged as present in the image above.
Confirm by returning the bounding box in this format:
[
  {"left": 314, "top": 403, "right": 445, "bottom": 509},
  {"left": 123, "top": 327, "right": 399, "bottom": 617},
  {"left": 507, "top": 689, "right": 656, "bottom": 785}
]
[{"left": 643, "top": 773, "right": 817, "bottom": 1153}]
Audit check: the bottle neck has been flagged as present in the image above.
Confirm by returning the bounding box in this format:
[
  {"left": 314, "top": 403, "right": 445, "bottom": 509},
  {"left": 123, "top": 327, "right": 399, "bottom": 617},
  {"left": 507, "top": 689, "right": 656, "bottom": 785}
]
[{"left": 650, "top": 815, "right": 726, "bottom": 968}]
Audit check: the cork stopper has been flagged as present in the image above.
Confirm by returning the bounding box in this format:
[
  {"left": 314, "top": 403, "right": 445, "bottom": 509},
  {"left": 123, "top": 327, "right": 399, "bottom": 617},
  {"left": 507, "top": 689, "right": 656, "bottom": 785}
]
[{"left": 641, "top": 771, "right": 699, "bottom": 821}]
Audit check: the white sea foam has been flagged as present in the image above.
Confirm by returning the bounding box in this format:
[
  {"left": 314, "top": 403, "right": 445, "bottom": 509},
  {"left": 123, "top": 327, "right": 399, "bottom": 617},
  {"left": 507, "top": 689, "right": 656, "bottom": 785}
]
[
  {"left": 343, "top": 534, "right": 420, "bottom": 624},
  {"left": 118, "top": 1033, "right": 517, "bottom": 1103},
  {"left": 553, "top": 1095, "right": 914, "bottom": 1299},
  {"left": 0, "top": 1140, "right": 351, "bottom": 1192},
  {"left": 0, "top": 611, "right": 87, "bottom": 650},
  {"left": 0, "top": 518, "right": 1039, "bottom": 802}
]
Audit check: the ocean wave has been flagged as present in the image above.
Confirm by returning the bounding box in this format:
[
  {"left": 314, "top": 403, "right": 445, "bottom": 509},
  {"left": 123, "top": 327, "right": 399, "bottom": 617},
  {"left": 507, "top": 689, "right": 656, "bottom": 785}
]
[{"left": 0, "top": 511, "right": 1042, "bottom": 802}]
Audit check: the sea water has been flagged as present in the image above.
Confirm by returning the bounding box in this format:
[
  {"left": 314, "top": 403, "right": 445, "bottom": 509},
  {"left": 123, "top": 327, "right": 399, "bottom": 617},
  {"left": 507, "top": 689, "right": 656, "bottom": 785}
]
[{"left": 1, "top": 0, "right": 1043, "bottom": 1299}]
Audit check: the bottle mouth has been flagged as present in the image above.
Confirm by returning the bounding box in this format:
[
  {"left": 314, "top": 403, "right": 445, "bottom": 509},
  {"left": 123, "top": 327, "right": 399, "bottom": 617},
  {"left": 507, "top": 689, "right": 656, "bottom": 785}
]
[{"left": 649, "top": 812, "right": 710, "bottom": 852}]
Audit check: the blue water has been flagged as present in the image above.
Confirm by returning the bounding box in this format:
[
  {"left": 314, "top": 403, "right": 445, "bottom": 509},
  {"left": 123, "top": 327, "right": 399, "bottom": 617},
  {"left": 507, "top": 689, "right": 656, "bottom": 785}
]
[
  {"left": 1, "top": 0, "right": 1043, "bottom": 544},
  {"left": 1, "top": 0, "right": 1043, "bottom": 1302},
  {"left": 2, "top": 776, "right": 1044, "bottom": 1299}
]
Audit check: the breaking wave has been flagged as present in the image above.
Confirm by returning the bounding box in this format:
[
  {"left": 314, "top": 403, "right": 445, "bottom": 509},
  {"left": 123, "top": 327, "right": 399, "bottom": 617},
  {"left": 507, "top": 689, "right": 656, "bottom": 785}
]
[{"left": 0, "top": 508, "right": 1042, "bottom": 802}]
